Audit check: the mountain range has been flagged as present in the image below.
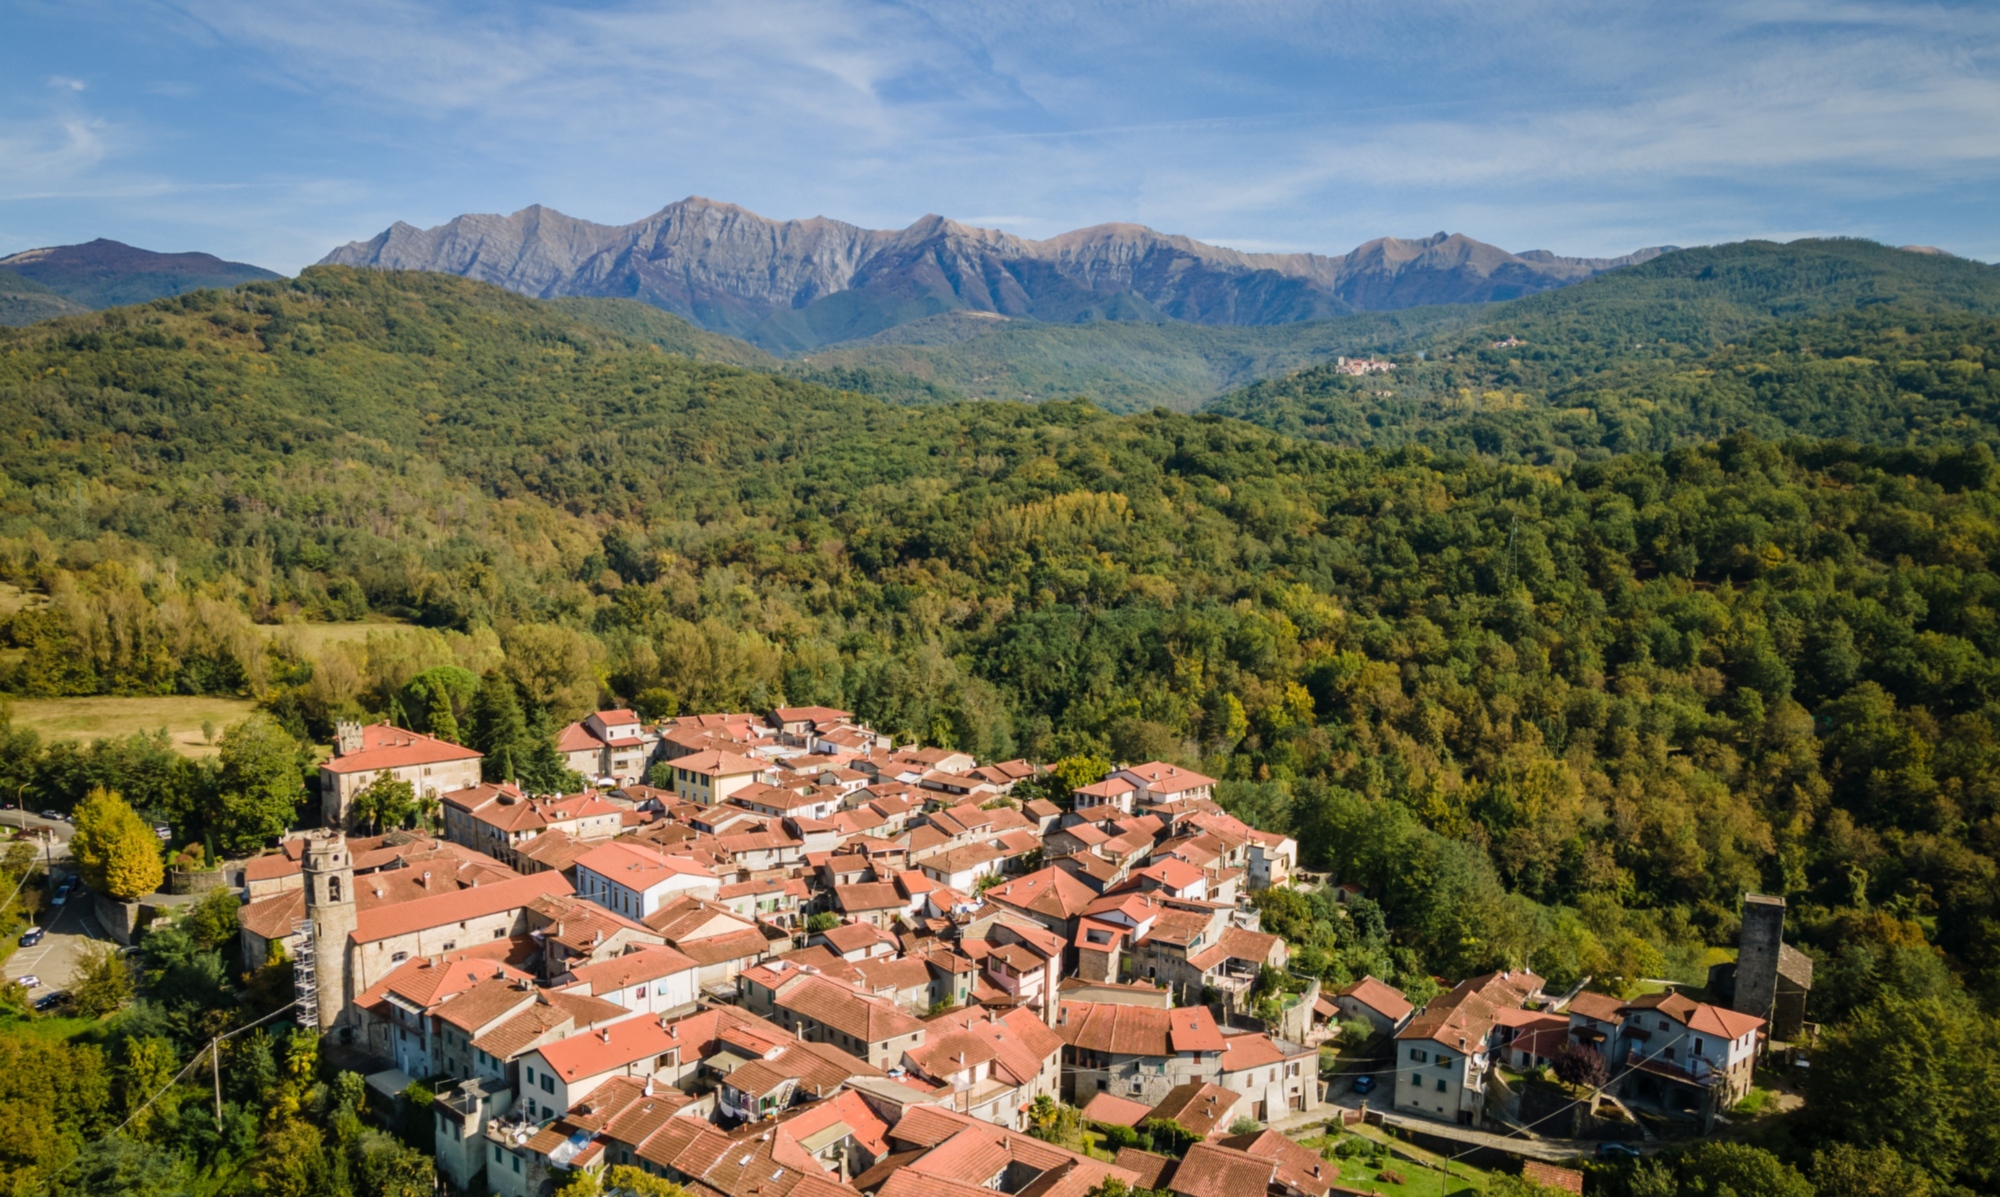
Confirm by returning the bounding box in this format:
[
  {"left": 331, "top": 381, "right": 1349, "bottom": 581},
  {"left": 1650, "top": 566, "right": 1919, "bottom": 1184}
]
[
  {"left": 0, "top": 239, "right": 279, "bottom": 324},
  {"left": 320, "top": 197, "right": 1669, "bottom": 351}
]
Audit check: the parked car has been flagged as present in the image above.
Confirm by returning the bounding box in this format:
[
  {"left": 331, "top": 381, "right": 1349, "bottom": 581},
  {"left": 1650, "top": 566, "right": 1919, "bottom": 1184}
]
[
  {"left": 153, "top": 824, "right": 172, "bottom": 840},
  {"left": 33, "top": 991, "right": 66, "bottom": 1012},
  {"left": 51, "top": 883, "right": 72, "bottom": 907},
  {"left": 17, "top": 927, "right": 42, "bottom": 947},
  {"left": 1598, "top": 1143, "right": 1642, "bottom": 1159},
  {"left": 1350, "top": 1074, "right": 1375, "bottom": 1095},
  {"left": 37, "top": 810, "right": 57, "bottom": 821},
  {"left": 14, "top": 974, "right": 39, "bottom": 990}
]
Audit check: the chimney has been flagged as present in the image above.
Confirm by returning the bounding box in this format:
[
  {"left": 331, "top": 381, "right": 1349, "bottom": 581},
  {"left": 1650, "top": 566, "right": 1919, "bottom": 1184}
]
[{"left": 600, "top": 1028, "right": 612, "bottom": 1043}]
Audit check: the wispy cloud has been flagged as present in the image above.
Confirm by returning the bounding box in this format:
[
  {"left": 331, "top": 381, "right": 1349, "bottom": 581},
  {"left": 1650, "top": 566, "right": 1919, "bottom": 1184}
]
[{"left": 2, "top": 0, "right": 1996, "bottom": 268}]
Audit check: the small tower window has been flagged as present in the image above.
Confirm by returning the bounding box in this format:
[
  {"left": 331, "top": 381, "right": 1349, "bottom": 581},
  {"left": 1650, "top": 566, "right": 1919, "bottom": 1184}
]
[{"left": 328, "top": 876, "right": 342, "bottom": 903}]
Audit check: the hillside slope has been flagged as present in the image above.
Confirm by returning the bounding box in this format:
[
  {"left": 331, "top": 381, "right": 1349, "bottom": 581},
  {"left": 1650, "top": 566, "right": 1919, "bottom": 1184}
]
[
  {"left": 1208, "top": 239, "right": 2000, "bottom": 457},
  {"left": 0, "top": 238, "right": 280, "bottom": 311},
  {"left": 790, "top": 305, "right": 1478, "bottom": 411},
  {"left": 321, "top": 197, "right": 1662, "bottom": 348},
  {"left": 0, "top": 268, "right": 89, "bottom": 327},
  {"left": 7, "top": 269, "right": 2000, "bottom": 1027}
]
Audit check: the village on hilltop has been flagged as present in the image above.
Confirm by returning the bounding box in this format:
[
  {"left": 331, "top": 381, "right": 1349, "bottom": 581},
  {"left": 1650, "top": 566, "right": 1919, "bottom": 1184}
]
[{"left": 233, "top": 705, "right": 1804, "bottom": 1196}]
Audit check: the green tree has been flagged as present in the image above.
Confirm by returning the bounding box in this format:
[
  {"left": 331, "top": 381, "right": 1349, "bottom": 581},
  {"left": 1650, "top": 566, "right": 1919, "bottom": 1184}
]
[
  {"left": 1811, "top": 1143, "right": 1935, "bottom": 1197},
  {"left": 469, "top": 670, "right": 529, "bottom": 783},
  {"left": 1625, "top": 1144, "right": 1813, "bottom": 1197},
  {"left": 1808, "top": 992, "right": 2000, "bottom": 1190},
  {"left": 348, "top": 770, "right": 417, "bottom": 834},
  {"left": 43, "top": 1135, "right": 189, "bottom": 1197},
  {"left": 401, "top": 665, "right": 477, "bottom": 743},
  {"left": 516, "top": 708, "right": 586, "bottom": 794},
  {"left": 68, "top": 788, "right": 162, "bottom": 900},
  {"left": 181, "top": 885, "right": 244, "bottom": 954},
  {"left": 806, "top": 912, "right": 841, "bottom": 933},
  {"left": 69, "top": 940, "right": 133, "bottom": 1016},
  {"left": 211, "top": 714, "right": 306, "bottom": 855}
]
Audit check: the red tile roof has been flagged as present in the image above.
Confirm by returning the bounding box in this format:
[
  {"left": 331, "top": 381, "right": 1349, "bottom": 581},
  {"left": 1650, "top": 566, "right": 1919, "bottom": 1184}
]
[
  {"left": 351, "top": 872, "right": 573, "bottom": 944},
  {"left": 533, "top": 1015, "right": 676, "bottom": 1083},
  {"left": 1080, "top": 1092, "right": 1155, "bottom": 1129},
  {"left": 321, "top": 723, "right": 481, "bottom": 774},
  {"left": 1055, "top": 999, "right": 1224, "bottom": 1055},
  {"left": 1149, "top": 1083, "right": 1239, "bottom": 1138},
  {"left": 1332, "top": 975, "right": 1412, "bottom": 1023},
  {"left": 1167, "top": 1141, "right": 1275, "bottom": 1197}
]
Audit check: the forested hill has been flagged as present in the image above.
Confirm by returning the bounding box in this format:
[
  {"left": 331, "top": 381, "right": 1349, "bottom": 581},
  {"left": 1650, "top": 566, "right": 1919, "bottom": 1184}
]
[
  {"left": 13, "top": 272, "right": 2000, "bottom": 1184},
  {"left": 1208, "top": 238, "right": 2000, "bottom": 457}
]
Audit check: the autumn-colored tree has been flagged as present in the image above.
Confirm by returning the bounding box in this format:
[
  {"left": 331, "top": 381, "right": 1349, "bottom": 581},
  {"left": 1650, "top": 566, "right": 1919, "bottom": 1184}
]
[{"left": 69, "top": 788, "right": 163, "bottom": 901}]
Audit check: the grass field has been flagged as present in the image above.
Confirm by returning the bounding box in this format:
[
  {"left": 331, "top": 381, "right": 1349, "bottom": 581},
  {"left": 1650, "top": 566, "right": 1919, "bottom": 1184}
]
[
  {"left": 257, "top": 616, "right": 412, "bottom": 654},
  {"left": 1297, "top": 1128, "right": 1495, "bottom": 1196},
  {"left": 4, "top": 695, "right": 260, "bottom": 757}
]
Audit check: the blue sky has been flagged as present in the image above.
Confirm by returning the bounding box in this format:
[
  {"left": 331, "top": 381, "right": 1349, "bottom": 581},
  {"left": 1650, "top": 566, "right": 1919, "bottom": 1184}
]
[{"left": 4, "top": 0, "right": 1997, "bottom": 273}]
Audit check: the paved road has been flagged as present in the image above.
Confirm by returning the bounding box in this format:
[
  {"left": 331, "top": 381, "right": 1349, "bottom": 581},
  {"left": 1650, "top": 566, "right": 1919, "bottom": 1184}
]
[
  {"left": 5, "top": 883, "right": 103, "bottom": 998},
  {"left": 2, "top": 815, "right": 92, "bottom": 1000},
  {"left": 0, "top": 811, "right": 73, "bottom": 858}
]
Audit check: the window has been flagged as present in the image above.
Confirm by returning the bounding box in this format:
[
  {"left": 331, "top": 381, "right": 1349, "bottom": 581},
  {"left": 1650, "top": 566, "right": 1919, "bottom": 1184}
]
[
  {"left": 525, "top": 1067, "right": 535, "bottom": 1083},
  {"left": 441, "top": 942, "right": 456, "bottom": 952},
  {"left": 390, "top": 951, "right": 408, "bottom": 964},
  {"left": 1436, "top": 1056, "right": 1451, "bottom": 1069},
  {"left": 1436, "top": 1078, "right": 1446, "bottom": 1092},
  {"left": 512, "top": 1157, "right": 521, "bottom": 1175},
  {"left": 1409, "top": 1049, "right": 1428, "bottom": 1063},
  {"left": 328, "top": 876, "right": 342, "bottom": 903},
  {"left": 541, "top": 1075, "right": 555, "bottom": 1094}
]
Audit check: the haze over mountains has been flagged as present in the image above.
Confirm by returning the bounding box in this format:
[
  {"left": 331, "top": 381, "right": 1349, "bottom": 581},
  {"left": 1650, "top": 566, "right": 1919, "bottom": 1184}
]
[{"left": 320, "top": 197, "right": 1669, "bottom": 352}]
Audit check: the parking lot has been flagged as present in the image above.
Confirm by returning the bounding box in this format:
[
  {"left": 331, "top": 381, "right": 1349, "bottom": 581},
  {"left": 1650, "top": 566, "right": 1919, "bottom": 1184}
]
[
  {"left": 2, "top": 818, "right": 94, "bottom": 1001},
  {"left": 5, "top": 878, "right": 104, "bottom": 1000}
]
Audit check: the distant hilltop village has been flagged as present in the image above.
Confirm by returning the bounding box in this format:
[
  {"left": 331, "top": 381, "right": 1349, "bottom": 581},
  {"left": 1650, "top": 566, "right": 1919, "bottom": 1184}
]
[{"left": 225, "top": 704, "right": 1805, "bottom": 1194}]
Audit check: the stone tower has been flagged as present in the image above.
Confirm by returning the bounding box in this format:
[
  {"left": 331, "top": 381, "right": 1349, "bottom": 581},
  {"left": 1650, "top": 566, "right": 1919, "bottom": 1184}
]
[
  {"left": 303, "top": 830, "right": 357, "bottom": 1031},
  {"left": 1734, "top": 893, "right": 1786, "bottom": 1025}
]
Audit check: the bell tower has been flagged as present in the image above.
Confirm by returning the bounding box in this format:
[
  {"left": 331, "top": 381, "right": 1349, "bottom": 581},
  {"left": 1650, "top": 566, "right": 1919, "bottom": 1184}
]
[{"left": 302, "top": 831, "right": 357, "bottom": 1031}]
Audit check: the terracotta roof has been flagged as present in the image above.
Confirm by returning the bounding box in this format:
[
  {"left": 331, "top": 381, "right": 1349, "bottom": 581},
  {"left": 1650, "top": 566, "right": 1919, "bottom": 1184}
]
[
  {"left": 675, "top": 926, "right": 776, "bottom": 967},
  {"left": 321, "top": 723, "right": 481, "bottom": 774},
  {"left": 772, "top": 706, "right": 853, "bottom": 726},
  {"left": 1113, "top": 1149, "right": 1177, "bottom": 1190},
  {"left": 836, "top": 882, "right": 907, "bottom": 912},
  {"left": 576, "top": 839, "right": 719, "bottom": 890},
  {"left": 1167, "top": 1141, "right": 1275, "bottom": 1197},
  {"left": 558, "top": 722, "right": 603, "bottom": 753},
  {"left": 983, "top": 867, "right": 1097, "bottom": 921},
  {"left": 820, "top": 921, "right": 897, "bottom": 954},
  {"left": 429, "top": 977, "right": 541, "bottom": 1034},
  {"left": 1136, "top": 858, "right": 1208, "bottom": 891},
  {"left": 472, "top": 989, "right": 629, "bottom": 1059},
  {"left": 855, "top": 955, "right": 934, "bottom": 995},
  {"left": 1188, "top": 926, "right": 1282, "bottom": 972},
  {"left": 1118, "top": 762, "right": 1217, "bottom": 794},
  {"left": 1214, "top": 1130, "right": 1336, "bottom": 1197},
  {"left": 351, "top": 871, "right": 573, "bottom": 943},
  {"left": 920, "top": 1006, "right": 1061, "bottom": 1086},
  {"left": 1332, "top": 975, "right": 1412, "bottom": 1022},
  {"left": 672, "top": 749, "right": 767, "bottom": 777},
  {"left": 535, "top": 1016, "right": 677, "bottom": 1083},
  {"left": 1055, "top": 999, "right": 1224, "bottom": 1055},
  {"left": 1398, "top": 970, "right": 1542, "bottom": 1051},
  {"left": 561, "top": 944, "right": 700, "bottom": 994},
  {"left": 355, "top": 943, "right": 534, "bottom": 1011},
  {"left": 1150, "top": 1083, "right": 1239, "bottom": 1138},
  {"left": 1080, "top": 1093, "right": 1155, "bottom": 1129},
  {"left": 778, "top": 975, "right": 925, "bottom": 1043},
  {"left": 1217, "top": 1033, "right": 1288, "bottom": 1073}
]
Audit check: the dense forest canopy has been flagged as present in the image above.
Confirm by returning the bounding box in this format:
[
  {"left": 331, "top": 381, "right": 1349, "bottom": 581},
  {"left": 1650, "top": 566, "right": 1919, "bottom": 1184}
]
[
  {"left": 6, "top": 255, "right": 2000, "bottom": 1190},
  {"left": 1207, "top": 239, "right": 2000, "bottom": 460}
]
